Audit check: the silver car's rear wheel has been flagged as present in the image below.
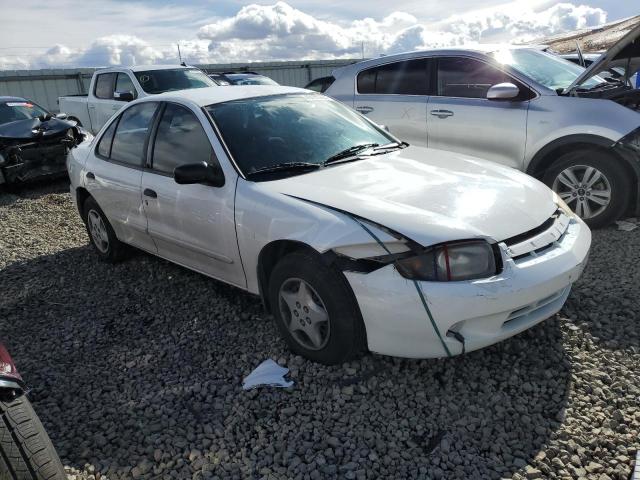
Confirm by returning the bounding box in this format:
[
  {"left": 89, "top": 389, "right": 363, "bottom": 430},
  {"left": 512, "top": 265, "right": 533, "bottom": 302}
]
[
  {"left": 278, "top": 278, "right": 330, "bottom": 351},
  {"left": 87, "top": 209, "right": 109, "bottom": 253},
  {"left": 82, "top": 197, "right": 128, "bottom": 262},
  {"left": 552, "top": 164, "right": 612, "bottom": 220}
]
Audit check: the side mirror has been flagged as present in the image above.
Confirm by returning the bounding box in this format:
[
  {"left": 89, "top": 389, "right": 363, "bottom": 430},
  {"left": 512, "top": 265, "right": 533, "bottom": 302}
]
[
  {"left": 114, "top": 91, "right": 134, "bottom": 102},
  {"left": 174, "top": 161, "right": 225, "bottom": 187},
  {"left": 486, "top": 82, "right": 520, "bottom": 100},
  {"left": 378, "top": 124, "right": 390, "bottom": 132},
  {"left": 55, "top": 112, "right": 68, "bottom": 120}
]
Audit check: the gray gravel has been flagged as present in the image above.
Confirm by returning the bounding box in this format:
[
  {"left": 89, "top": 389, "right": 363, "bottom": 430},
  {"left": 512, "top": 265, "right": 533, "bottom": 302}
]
[{"left": 0, "top": 180, "right": 638, "bottom": 480}]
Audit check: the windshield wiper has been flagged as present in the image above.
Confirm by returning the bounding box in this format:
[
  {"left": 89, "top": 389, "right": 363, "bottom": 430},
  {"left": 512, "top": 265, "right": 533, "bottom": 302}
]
[
  {"left": 246, "top": 162, "right": 321, "bottom": 178},
  {"left": 369, "top": 141, "right": 409, "bottom": 154},
  {"left": 323, "top": 143, "right": 379, "bottom": 165}
]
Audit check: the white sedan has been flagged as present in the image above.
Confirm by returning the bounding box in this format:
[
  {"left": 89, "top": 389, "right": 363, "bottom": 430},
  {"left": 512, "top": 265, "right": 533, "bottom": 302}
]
[{"left": 67, "top": 86, "right": 591, "bottom": 364}]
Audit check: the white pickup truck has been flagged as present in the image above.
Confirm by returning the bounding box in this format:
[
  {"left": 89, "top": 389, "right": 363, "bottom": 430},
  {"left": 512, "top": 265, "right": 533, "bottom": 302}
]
[{"left": 59, "top": 65, "right": 216, "bottom": 134}]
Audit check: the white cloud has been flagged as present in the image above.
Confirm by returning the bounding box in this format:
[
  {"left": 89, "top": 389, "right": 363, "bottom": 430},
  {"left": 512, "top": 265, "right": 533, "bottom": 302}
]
[{"left": 0, "top": 1, "right": 609, "bottom": 69}]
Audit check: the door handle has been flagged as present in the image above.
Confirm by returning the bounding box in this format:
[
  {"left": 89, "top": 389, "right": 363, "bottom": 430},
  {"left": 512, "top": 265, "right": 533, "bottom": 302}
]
[
  {"left": 86, "top": 172, "right": 95, "bottom": 180},
  {"left": 143, "top": 188, "right": 157, "bottom": 198},
  {"left": 430, "top": 109, "right": 454, "bottom": 119},
  {"left": 356, "top": 106, "right": 374, "bottom": 114},
  {"left": 88, "top": 105, "right": 96, "bottom": 109}
]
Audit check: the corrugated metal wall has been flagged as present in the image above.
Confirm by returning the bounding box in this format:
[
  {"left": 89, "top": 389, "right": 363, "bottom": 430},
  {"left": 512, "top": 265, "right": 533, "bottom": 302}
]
[{"left": 0, "top": 60, "right": 357, "bottom": 112}]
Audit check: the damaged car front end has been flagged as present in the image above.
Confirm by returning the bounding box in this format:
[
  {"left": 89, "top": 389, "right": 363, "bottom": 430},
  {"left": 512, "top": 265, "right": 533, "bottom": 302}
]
[{"left": 0, "top": 97, "right": 87, "bottom": 185}]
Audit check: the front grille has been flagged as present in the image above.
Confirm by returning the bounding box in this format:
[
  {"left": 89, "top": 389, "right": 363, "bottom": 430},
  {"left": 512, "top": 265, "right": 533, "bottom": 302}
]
[{"left": 503, "top": 210, "right": 570, "bottom": 260}]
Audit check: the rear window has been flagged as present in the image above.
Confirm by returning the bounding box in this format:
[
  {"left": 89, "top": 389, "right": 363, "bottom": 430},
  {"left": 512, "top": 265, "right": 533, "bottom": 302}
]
[
  {"left": 357, "top": 59, "right": 429, "bottom": 95},
  {"left": 133, "top": 68, "right": 216, "bottom": 94}
]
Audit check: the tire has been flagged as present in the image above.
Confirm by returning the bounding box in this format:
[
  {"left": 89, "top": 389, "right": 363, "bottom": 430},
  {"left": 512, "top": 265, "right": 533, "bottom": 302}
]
[
  {"left": 0, "top": 394, "right": 66, "bottom": 480},
  {"left": 268, "top": 250, "right": 367, "bottom": 365},
  {"left": 542, "top": 149, "right": 631, "bottom": 229},
  {"left": 82, "top": 196, "right": 128, "bottom": 262}
]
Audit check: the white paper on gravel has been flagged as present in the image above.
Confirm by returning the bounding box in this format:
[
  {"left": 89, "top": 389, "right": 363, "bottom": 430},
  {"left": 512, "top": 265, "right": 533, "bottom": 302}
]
[
  {"left": 242, "top": 359, "right": 294, "bottom": 390},
  {"left": 616, "top": 220, "right": 638, "bottom": 232}
]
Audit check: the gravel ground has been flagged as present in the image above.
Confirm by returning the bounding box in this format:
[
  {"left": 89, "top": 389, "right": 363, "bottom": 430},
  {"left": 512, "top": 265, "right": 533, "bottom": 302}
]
[{"left": 0, "top": 180, "right": 638, "bottom": 480}]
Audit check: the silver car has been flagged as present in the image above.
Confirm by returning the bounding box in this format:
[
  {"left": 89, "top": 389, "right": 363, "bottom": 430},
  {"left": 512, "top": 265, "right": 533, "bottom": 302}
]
[{"left": 325, "top": 26, "right": 640, "bottom": 228}]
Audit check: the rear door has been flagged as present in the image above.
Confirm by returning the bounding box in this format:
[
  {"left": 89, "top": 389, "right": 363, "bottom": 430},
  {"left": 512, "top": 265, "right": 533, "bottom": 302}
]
[
  {"left": 84, "top": 102, "right": 159, "bottom": 252},
  {"left": 88, "top": 72, "right": 122, "bottom": 133},
  {"left": 353, "top": 58, "right": 430, "bottom": 146},
  {"left": 426, "top": 56, "right": 530, "bottom": 169},
  {"left": 141, "top": 102, "right": 245, "bottom": 288}
]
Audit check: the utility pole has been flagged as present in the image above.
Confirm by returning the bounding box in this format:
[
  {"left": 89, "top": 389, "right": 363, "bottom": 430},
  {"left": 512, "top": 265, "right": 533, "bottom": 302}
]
[
  {"left": 361, "top": 41, "right": 364, "bottom": 60},
  {"left": 177, "top": 43, "right": 183, "bottom": 63}
]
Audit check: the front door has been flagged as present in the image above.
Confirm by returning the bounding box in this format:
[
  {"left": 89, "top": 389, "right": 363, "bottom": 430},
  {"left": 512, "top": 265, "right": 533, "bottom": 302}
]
[
  {"left": 352, "top": 58, "right": 430, "bottom": 146},
  {"left": 88, "top": 72, "right": 122, "bottom": 134},
  {"left": 141, "top": 102, "right": 245, "bottom": 288},
  {"left": 427, "top": 56, "right": 530, "bottom": 170}
]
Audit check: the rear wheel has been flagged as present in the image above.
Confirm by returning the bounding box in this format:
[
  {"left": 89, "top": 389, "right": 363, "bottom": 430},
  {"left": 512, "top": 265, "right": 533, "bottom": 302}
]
[
  {"left": 268, "top": 251, "right": 367, "bottom": 365},
  {"left": 0, "top": 394, "right": 66, "bottom": 480},
  {"left": 82, "top": 197, "right": 128, "bottom": 262},
  {"left": 543, "top": 150, "right": 631, "bottom": 228}
]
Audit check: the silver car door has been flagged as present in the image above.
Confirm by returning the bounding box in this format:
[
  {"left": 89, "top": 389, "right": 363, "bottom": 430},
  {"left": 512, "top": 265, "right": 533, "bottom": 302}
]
[
  {"left": 427, "top": 56, "right": 530, "bottom": 170},
  {"left": 84, "top": 102, "right": 159, "bottom": 252},
  {"left": 353, "top": 58, "right": 430, "bottom": 146},
  {"left": 141, "top": 102, "right": 245, "bottom": 288}
]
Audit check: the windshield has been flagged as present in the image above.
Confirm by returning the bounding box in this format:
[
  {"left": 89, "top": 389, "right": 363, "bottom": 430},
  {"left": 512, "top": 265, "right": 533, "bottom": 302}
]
[
  {"left": 0, "top": 101, "right": 49, "bottom": 124},
  {"left": 206, "top": 93, "right": 393, "bottom": 178},
  {"left": 228, "top": 75, "right": 279, "bottom": 86},
  {"left": 492, "top": 49, "right": 605, "bottom": 91},
  {"left": 134, "top": 68, "right": 216, "bottom": 94}
]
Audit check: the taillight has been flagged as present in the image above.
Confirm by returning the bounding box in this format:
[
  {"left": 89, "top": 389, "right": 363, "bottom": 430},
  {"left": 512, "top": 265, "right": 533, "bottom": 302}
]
[{"left": 0, "top": 344, "right": 21, "bottom": 381}]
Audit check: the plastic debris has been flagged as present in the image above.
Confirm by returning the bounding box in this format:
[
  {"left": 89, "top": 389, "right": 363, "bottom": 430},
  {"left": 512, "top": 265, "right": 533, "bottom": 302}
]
[
  {"left": 616, "top": 220, "right": 638, "bottom": 232},
  {"left": 242, "top": 359, "right": 294, "bottom": 390}
]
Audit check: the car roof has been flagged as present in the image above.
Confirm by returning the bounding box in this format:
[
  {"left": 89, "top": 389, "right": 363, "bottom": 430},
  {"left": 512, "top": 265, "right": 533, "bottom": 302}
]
[
  {"left": 150, "top": 85, "right": 310, "bottom": 107},
  {"left": 337, "top": 44, "right": 538, "bottom": 71},
  {"left": 96, "top": 64, "right": 194, "bottom": 73},
  {"left": 0, "top": 96, "right": 27, "bottom": 103}
]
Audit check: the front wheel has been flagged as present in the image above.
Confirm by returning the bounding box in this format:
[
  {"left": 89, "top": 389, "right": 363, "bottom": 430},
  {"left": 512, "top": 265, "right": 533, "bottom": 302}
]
[
  {"left": 0, "top": 394, "right": 67, "bottom": 480},
  {"left": 543, "top": 150, "right": 631, "bottom": 229},
  {"left": 268, "top": 251, "right": 367, "bottom": 365}
]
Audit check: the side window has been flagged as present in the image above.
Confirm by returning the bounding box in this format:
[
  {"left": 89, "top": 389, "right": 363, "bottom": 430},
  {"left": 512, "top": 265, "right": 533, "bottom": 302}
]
[
  {"left": 94, "top": 73, "right": 116, "bottom": 100},
  {"left": 97, "top": 120, "right": 117, "bottom": 158},
  {"left": 110, "top": 103, "right": 158, "bottom": 167},
  {"left": 151, "top": 104, "right": 216, "bottom": 176},
  {"left": 115, "top": 73, "right": 136, "bottom": 97},
  {"left": 437, "top": 57, "right": 507, "bottom": 98},
  {"left": 357, "top": 59, "right": 429, "bottom": 95}
]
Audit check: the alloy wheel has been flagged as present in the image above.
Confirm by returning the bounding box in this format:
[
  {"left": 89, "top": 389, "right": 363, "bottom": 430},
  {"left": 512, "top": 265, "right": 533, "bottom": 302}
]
[
  {"left": 552, "top": 165, "right": 611, "bottom": 219},
  {"left": 278, "top": 278, "right": 330, "bottom": 350},
  {"left": 87, "top": 209, "right": 109, "bottom": 253}
]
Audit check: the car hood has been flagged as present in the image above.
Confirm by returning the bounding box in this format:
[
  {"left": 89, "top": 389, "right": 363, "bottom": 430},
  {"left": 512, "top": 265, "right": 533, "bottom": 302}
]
[
  {"left": 565, "top": 21, "right": 640, "bottom": 92},
  {"left": 261, "top": 146, "right": 558, "bottom": 247},
  {"left": 0, "top": 117, "right": 75, "bottom": 141}
]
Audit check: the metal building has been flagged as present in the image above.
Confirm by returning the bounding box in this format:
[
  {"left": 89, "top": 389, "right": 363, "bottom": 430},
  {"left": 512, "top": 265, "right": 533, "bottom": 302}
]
[{"left": 0, "top": 60, "right": 357, "bottom": 112}]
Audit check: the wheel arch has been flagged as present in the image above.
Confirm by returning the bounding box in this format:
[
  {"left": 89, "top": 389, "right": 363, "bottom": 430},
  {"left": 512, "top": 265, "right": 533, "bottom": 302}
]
[
  {"left": 257, "top": 240, "right": 320, "bottom": 313},
  {"left": 527, "top": 134, "right": 639, "bottom": 215}
]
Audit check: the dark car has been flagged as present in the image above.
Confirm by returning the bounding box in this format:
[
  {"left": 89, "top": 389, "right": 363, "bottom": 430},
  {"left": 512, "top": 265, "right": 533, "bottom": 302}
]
[
  {"left": 0, "top": 96, "right": 86, "bottom": 186},
  {"left": 304, "top": 76, "right": 335, "bottom": 93},
  {"left": 209, "top": 72, "right": 279, "bottom": 86}
]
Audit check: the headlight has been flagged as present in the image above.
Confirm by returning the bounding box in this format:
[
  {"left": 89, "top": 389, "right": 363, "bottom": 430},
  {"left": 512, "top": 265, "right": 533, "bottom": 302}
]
[
  {"left": 396, "top": 240, "right": 498, "bottom": 281},
  {"left": 553, "top": 192, "right": 574, "bottom": 217}
]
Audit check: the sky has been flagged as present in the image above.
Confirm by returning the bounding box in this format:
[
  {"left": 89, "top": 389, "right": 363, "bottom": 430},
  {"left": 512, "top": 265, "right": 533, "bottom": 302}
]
[{"left": 0, "top": 0, "right": 636, "bottom": 69}]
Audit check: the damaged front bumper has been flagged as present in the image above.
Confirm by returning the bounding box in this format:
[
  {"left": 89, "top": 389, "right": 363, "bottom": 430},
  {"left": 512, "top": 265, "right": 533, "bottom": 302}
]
[
  {"left": 343, "top": 215, "right": 591, "bottom": 358},
  {"left": 0, "top": 141, "right": 69, "bottom": 184}
]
